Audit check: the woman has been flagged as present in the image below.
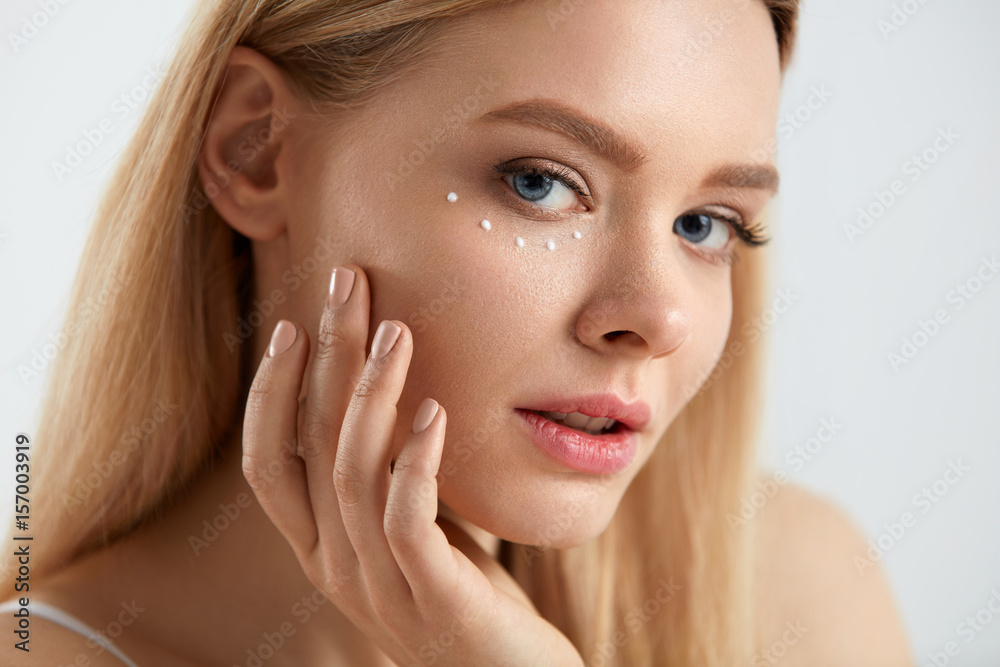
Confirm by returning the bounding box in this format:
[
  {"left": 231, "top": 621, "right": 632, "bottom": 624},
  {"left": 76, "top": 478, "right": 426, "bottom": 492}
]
[{"left": 1, "top": 0, "right": 913, "bottom": 664}]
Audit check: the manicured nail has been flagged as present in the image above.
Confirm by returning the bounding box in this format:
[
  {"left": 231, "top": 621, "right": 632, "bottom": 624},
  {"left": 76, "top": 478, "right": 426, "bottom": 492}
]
[
  {"left": 412, "top": 398, "right": 439, "bottom": 434},
  {"left": 371, "top": 320, "right": 401, "bottom": 360},
  {"left": 268, "top": 320, "right": 296, "bottom": 357},
  {"left": 328, "top": 266, "right": 356, "bottom": 308}
]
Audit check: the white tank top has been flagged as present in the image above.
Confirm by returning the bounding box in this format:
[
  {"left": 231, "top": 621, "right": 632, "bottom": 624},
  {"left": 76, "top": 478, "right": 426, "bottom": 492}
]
[{"left": 0, "top": 599, "right": 140, "bottom": 666}]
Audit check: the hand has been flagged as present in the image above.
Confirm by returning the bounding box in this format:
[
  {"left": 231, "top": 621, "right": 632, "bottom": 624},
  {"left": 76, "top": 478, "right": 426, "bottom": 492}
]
[{"left": 241, "top": 265, "right": 585, "bottom": 667}]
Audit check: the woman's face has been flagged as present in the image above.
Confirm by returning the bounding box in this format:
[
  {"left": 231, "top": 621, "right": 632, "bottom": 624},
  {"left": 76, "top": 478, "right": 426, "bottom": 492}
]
[{"left": 274, "top": 0, "right": 781, "bottom": 547}]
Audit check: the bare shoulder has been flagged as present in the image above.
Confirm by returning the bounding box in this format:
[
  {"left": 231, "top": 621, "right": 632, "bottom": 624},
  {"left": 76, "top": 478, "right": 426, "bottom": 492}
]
[
  {"left": 4, "top": 554, "right": 196, "bottom": 667},
  {"left": 3, "top": 592, "right": 198, "bottom": 667},
  {"left": 4, "top": 613, "right": 137, "bottom": 666},
  {"left": 751, "top": 478, "right": 915, "bottom": 667}
]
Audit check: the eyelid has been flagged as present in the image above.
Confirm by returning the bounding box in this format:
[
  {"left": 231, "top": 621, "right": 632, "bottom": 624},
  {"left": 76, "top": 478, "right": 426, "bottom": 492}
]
[
  {"left": 493, "top": 158, "right": 592, "bottom": 209},
  {"left": 674, "top": 216, "right": 738, "bottom": 267},
  {"left": 491, "top": 157, "right": 771, "bottom": 246},
  {"left": 695, "top": 205, "right": 770, "bottom": 246},
  {"left": 689, "top": 242, "right": 737, "bottom": 267}
]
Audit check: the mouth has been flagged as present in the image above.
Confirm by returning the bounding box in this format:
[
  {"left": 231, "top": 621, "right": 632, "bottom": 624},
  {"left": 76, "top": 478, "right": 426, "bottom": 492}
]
[
  {"left": 514, "top": 408, "right": 640, "bottom": 475},
  {"left": 517, "top": 394, "right": 652, "bottom": 432},
  {"left": 530, "top": 409, "right": 624, "bottom": 436}
]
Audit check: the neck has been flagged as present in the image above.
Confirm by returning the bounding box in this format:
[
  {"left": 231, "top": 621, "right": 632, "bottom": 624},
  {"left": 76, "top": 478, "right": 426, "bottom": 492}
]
[
  {"left": 81, "top": 424, "right": 501, "bottom": 665},
  {"left": 437, "top": 500, "right": 501, "bottom": 559},
  {"left": 81, "top": 426, "right": 396, "bottom": 665}
]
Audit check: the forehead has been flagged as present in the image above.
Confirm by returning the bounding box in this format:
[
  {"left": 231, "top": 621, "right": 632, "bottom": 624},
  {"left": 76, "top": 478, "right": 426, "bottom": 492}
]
[{"left": 414, "top": 0, "right": 783, "bottom": 167}]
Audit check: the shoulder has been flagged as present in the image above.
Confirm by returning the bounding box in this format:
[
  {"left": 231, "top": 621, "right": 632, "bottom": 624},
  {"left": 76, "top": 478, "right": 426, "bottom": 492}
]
[
  {"left": 4, "top": 563, "right": 186, "bottom": 667},
  {"left": 751, "top": 478, "right": 915, "bottom": 667},
  {"left": 5, "top": 613, "right": 137, "bottom": 666},
  {"left": 4, "top": 593, "right": 195, "bottom": 667}
]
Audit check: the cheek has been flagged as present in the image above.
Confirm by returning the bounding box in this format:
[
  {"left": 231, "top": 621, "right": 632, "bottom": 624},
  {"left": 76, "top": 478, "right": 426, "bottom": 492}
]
[
  {"left": 397, "top": 225, "right": 544, "bottom": 405},
  {"left": 677, "top": 283, "right": 735, "bottom": 403}
]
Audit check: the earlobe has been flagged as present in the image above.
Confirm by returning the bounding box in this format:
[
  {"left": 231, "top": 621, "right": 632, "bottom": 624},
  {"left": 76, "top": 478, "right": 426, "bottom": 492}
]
[{"left": 197, "top": 46, "right": 298, "bottom": 241}]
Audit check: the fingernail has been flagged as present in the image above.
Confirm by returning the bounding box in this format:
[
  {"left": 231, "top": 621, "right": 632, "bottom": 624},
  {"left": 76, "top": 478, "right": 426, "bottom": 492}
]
[
  {"left": 328, "top": 266, "right": 356, "bottom": 308},
  {"left": 371, "top": 320, "right": 401, "bottom": 360},
  {"left": 412, "top": 398, "right": 439, "bottom": 434},
  {"left": 268, "top": 320, "right": 296, "bottom": 357}
]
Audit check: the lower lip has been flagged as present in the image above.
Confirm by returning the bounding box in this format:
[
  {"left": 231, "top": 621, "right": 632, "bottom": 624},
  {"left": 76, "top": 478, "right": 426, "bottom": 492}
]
[{"left": 515, "top": 409, "right": 638, "bottom": 475}]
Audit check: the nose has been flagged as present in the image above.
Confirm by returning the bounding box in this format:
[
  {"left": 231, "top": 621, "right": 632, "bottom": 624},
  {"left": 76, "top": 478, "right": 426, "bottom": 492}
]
[{"left": 573, "top": 236, "right": 693, "bottom": 361}]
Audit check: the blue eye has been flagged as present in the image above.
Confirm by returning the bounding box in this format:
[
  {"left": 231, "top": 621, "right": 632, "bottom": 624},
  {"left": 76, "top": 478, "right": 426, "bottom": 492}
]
[
  {"left": 673, "top": 213, "right": 733, "bottom": 250},
  {"left": 502, "top": 172, "right": 581, "bottom": 211},
  {"left": 494, "top": 161, "right": 588, "bottom": 212}
]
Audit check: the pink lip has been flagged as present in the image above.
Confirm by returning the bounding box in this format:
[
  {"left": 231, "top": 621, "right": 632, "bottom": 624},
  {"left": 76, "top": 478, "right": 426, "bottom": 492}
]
[
  {"left": 518, "top": 394, "right": 653, "bottom": 432},
  {"left": 514, "top": 410, "right": 642, "bottom": 476}
]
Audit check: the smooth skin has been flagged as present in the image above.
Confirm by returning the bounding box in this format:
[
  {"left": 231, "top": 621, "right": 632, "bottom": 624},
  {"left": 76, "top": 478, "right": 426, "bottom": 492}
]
[
  {"left": 17, "top": 1, "right": 913, "bottom": 665},
  {"left": 243, "top": 268, "right": 583, "bottom": 666}
]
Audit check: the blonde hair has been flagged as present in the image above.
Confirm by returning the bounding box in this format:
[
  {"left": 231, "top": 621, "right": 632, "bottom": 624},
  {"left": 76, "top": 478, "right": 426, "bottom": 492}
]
[{"left": 1, "top": 1, "right": 799, "bottom": 664}]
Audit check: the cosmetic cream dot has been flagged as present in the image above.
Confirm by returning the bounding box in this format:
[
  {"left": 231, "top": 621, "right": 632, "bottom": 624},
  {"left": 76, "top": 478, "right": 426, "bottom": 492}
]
[
  {"left": 480, "top": 219, "right": 491, "bottom": 231},
  {"left": 447, "top": 192, "right": 458, "bottom": 203},
  {"left": 515, "top": 237, "right": 525, "bottom": 247},
  {"left": 573, "top": 230, "right": 582, "bottom": 239},
  {"left": 546, "top": 240, "right": 556, "bottom": 251}
]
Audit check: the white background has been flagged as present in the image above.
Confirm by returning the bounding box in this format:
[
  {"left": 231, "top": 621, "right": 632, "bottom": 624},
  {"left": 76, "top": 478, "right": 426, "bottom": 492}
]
[{"left": 1, "top": 0, "right": 998, "bottom": 664}]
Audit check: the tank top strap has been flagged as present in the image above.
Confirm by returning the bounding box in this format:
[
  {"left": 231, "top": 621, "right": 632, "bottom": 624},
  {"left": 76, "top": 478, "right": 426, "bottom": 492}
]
[{"left": 0, "top": 598, "right": 141, "bottom": 667}]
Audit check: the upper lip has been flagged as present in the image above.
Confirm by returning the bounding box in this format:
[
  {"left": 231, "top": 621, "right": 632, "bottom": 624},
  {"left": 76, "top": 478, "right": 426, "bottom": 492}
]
[{"left": 519, "top": 393, "right": 653, "bottom": 432}]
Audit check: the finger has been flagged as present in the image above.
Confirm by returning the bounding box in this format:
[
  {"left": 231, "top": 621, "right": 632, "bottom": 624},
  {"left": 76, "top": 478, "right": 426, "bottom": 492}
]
[
  {"left": 298, "top": 266, "right": 368, "bottom": 574},
  {"left": 383, "top": 398, "right": 459, "bottom": 607},
  {"left": 242, "top": 320, "right": 317, "bottom": 560},
  {"left": 334, "top": 319, "right": 413, "bottom": 605}
]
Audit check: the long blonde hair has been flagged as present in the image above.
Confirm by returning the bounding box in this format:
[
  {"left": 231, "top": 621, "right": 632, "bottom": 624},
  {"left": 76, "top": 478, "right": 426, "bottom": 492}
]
[{"left": 2, "top": 1, "right": 799, "bottom": 664}]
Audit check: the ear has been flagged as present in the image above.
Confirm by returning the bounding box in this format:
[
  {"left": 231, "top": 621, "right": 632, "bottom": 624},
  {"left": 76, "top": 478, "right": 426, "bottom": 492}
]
[{"left": 198, "top": 46, "right": 301, "bottom": 241}]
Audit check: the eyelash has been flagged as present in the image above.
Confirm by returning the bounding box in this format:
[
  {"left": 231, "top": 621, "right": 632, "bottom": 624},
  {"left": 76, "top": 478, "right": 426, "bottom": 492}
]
[
  {"left": 492, "top": 160, "right": 592, "bottom": 202},
  {"left": 491, "top": 159, "right": 772, "bottom": 255}
]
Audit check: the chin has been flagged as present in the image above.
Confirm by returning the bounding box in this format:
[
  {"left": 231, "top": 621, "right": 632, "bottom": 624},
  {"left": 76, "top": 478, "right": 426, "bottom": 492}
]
[{"left": 441, "top": 472, "right": 627, "bottom": 550}]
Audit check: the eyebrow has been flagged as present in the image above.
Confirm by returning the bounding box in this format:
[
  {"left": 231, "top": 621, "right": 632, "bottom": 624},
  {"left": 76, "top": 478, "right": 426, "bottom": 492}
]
[{"left": 473, "top": 98, "right": 780, "bottom": 193}]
